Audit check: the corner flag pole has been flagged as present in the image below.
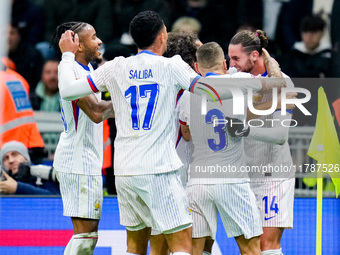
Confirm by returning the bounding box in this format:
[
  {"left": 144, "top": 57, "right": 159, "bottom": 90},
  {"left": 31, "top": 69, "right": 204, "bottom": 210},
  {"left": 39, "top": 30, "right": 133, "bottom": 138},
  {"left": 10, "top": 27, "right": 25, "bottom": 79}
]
[{"left": 316, "top": 169, "right": 323, "bottom": 255}]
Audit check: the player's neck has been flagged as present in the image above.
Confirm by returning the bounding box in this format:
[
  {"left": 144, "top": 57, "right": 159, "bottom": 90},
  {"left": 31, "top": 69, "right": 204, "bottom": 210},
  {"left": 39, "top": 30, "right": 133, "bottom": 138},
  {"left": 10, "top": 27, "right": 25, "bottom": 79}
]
[
  {"left": 138, "top": 45, "right": 163, "bottom": 56},
  {"left": 75, "top": 56, "right": 89, "bottom": 67},
  {"left": 250, "top": 58, "right": 266, "bottom": 76}
]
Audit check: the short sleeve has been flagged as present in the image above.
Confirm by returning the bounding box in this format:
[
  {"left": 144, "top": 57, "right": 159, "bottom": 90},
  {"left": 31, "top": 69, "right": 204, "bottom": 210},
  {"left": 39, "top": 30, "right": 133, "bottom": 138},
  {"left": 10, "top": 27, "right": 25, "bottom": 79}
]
[
  {"left": 178, "top": 91, "right": 190, "bottom": 125},
  {"left": 171, "top": 55, "right": 198, "bottom": 91}
]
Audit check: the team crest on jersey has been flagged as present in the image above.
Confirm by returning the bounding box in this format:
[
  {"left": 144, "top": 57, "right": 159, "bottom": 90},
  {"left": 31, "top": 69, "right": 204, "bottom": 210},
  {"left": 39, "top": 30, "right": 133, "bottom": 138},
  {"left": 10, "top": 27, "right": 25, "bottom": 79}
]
[
  {"left": 252, "top": 90, "right": 263, "bottom": 103},
  {"left": 94, "top": 200, "right": 100, "bottom": 210}
]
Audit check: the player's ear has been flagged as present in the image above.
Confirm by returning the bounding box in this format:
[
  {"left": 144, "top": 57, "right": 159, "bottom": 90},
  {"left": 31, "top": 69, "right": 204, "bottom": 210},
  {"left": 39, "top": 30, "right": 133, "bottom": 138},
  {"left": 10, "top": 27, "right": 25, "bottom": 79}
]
[
  {"left": 194, "top": 62, "right": 200, "bottom": 74},
  {"left": 250, "top": 50, "right": 259, "bottom": 61},
  {"left": 77, "top": 42, "right": 83, "bottom": 52},
  {"left": 159, "top": 31, "right": 166, "bottom": 45},
  {"left": 223, "top": 59, "right": 227, "bottom": 71}
]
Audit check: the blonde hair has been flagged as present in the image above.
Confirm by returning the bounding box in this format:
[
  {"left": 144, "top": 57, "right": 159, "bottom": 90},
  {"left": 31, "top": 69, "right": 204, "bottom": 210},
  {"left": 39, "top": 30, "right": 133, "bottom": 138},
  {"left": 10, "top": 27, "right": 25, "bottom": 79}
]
[
  {"left": 172, "top": 16, "right": 201, "bottom": 34},
  {"left": 196, "top": 42, "right": 224, "bottom": 69}
]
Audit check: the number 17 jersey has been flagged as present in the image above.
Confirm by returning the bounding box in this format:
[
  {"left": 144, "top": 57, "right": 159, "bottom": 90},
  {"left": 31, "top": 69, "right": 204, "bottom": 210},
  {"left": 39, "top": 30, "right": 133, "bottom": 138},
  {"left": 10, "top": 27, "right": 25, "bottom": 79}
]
[{"left": 89, "top": 51, "right": 197, "bottom": 176}]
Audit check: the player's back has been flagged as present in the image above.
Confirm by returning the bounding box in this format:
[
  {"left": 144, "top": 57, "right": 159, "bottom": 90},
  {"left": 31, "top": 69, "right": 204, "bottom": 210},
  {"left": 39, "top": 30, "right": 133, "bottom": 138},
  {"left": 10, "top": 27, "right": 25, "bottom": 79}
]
[
  {"left": 93, "top": 51, "right": 193, "bottom": 176},
  {"left": 188, "top": 73, "right": 250, "bottom": 185}
]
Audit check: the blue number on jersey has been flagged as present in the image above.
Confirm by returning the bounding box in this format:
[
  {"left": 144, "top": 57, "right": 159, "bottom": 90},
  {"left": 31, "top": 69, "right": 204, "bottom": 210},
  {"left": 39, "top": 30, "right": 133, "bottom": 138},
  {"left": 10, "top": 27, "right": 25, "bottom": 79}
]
[
  {"left": 205, "top": 109, "right": 228, "bottom": 152},
  {"left": 262, "top": 196, "right": 279, "bottom": 214},
  {"left": 125, "top": 84, "right": 159, "bottom": 130}
]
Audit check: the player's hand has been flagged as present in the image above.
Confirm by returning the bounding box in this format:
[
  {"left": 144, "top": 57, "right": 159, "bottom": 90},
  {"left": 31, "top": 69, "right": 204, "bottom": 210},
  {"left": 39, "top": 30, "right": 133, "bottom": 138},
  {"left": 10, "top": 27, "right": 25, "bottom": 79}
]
[
  {"left": 225, "top": 117, "right": 250, "bottom": 137},
  {"left": 262, "top": 48, "right": 279, "bottom": 67},
  {"left": 0, "top": 171, "right": 18, "bottom": 194},
  {"left": 59, "top": 30, "right": 79, "bottom": 54}
]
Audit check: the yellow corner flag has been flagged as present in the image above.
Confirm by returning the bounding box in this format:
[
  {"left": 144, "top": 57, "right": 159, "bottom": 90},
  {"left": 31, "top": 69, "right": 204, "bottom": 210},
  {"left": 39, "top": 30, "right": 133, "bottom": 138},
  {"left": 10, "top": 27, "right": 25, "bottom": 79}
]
[{"left": 307, "top": 87, "right": 340, "bottom": 197}]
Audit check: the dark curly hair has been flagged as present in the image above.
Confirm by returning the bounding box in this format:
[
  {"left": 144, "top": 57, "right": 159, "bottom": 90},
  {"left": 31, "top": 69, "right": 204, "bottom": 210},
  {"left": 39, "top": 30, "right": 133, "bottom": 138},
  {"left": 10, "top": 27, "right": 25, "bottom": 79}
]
[
  {"left": 163, "top": 30, "right": 199, "bottom": 69},
  {"left": 129, "top": 11, "right": 164, "bottom": 50},
  {"left": 52, "top": 21, "right": 88, "bottom": 57}
]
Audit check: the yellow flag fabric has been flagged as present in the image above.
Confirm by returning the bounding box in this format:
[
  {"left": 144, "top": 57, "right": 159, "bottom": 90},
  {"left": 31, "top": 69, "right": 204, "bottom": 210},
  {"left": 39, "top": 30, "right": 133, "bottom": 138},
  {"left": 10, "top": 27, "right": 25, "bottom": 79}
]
[{"left": 307, "top": 87, "right": 340, "bottom": 197}]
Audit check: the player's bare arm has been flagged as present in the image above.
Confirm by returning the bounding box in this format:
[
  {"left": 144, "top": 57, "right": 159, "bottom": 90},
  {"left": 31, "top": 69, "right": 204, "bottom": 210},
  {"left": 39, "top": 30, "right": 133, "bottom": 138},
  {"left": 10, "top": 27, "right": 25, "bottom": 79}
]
[
  {"left": 77, "top": 94, "right": 115, "bottom": 123},
  {"left": 262, "top": 48, "right": 282, "bottom": 78},
  {"left": 260, "top": 48, "right": 286, "bottom": 91},
  {"left": 180, "top": 124, "right": 191, "bottom": 142}
]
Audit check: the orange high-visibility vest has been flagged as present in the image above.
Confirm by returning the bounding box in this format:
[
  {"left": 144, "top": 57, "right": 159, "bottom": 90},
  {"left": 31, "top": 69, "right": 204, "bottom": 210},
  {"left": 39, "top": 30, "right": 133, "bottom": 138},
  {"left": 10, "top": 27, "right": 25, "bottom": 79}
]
[
  {"left": 102, "top": 119, "right": 112, "bottom": 170},
  {"left": 0, "top": 68, "right": 44, "bottom": 148}
]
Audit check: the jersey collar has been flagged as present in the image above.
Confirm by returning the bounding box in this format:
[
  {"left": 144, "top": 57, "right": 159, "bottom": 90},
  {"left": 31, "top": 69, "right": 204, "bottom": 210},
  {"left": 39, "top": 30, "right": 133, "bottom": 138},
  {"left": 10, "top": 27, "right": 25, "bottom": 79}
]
[
  {"left": 137, "top": 50, "right": 157, "bottom": 56},
  {"left": 205, "top": 72, "right": 219, "bottom": 77},
  {"left": 76, "top": 61, "right": 90, "bottom": 71},
  {"left": 262, "top": 71, "right": 268, "bottom": 77}
]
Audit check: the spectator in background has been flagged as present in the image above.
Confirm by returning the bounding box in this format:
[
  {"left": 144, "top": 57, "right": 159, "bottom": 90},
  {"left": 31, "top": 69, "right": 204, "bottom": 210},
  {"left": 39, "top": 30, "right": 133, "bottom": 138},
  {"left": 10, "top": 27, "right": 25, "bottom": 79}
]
[
  {"left": 280, "top": 15, "right": 332, "bottom": 78},
  {"left": 11, "top": 0, "right": 44, "bottom": 46},
  {"left": 0, "top": 141, "right": 59, "bottom": 195},
  {"left": 276, "top": 0, "right": 334, "bottom": 53},
  {"left": 30, "top": 59, "right": 61, "bottom": 151},
  {"left": 100, "top": 43, "right": 133, "bottom": 65},
  {"left": 171, "top": 16, "right": 201, "bottom": 35},
  {"left": 43, "top": 0, "right": 116, "bottom": 46},
  {"left": 331, "top": 0, "right": 340, "bottom": 77},
  {"left": 276, "top": 0, "right": 313, "bottom": 54},
  {"left": 169, "top": 0, "right": 262, "bottom": 52},
  {"left": 31, "top": 59, "right": 60, "bottom": 112},
  {"left": 0, "top": 60, "right": 45, "bottom": 164},
  {"left": 114, "top": 0, "right": 171, "bottom": 53},
  {"left": 8, "top": 21, "right": 44, "bottom": 95}
]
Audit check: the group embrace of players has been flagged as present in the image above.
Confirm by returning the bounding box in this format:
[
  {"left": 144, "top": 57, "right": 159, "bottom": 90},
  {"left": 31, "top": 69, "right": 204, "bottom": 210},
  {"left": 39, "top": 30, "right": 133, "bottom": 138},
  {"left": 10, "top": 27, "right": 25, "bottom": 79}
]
[{"left": 54, "top": 10, "right": 295, "bottom": 255}]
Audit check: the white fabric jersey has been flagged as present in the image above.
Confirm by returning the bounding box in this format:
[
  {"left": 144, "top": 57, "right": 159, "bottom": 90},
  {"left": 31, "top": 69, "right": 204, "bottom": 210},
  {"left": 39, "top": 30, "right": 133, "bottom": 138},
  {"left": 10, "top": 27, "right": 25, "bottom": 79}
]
[
  {"left": 88, "top": 51, "right": 197, "bottom": 176},
  {"left": 176, "top": 90, "right": 193, "bottom": 186},
  {"left": 54, "top": 61, "right": 103, "bottom": 176},
  {"left": 57, "top": 52, "right": 262, "bottom": 176},
  {"left": 245, "top": 73, "right": 295, "bottom": 180},
  {"left": 187, "top": 72, "right": 254, "bottom": 185}
]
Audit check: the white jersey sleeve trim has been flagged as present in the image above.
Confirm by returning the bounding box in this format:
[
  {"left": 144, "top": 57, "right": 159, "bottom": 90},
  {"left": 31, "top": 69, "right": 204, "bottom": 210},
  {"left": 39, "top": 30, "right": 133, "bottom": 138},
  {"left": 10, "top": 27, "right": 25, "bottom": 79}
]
[{"left": 58, "top": 52, "right": 95, "bottom": 101}]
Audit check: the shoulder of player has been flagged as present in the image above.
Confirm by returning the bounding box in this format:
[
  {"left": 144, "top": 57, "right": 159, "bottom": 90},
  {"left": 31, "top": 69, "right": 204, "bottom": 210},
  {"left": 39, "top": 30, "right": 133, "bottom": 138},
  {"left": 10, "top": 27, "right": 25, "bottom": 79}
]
[
  {"left": 165, "top": 54, "right": 188, "bottom": 65},
  {"left": 228, "top": 72, "right": 253, "bottom": 78},
  {"left": 280, "top": 71, "right": 295, "bottom": 88}
]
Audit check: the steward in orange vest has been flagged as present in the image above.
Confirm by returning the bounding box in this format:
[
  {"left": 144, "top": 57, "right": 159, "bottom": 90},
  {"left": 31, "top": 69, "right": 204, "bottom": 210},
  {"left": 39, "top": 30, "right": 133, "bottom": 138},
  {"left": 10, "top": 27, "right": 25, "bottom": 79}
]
[{"left": 0, "top": 65, "right": 45, "bottom": 152}]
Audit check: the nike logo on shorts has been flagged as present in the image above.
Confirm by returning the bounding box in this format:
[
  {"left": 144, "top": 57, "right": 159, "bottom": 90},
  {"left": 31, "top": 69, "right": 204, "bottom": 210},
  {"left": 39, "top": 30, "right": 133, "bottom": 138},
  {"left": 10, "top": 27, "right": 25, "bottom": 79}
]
[
  {"left": 264, "top": 216, "right": 276, "bottom": 221},
  {"left": 234, "top": 130, "right": 247, "bottom": 136}
]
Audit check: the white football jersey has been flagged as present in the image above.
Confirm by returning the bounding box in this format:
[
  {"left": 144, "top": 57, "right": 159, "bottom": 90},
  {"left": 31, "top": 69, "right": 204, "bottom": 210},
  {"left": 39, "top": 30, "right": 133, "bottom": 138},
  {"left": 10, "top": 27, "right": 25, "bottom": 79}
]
[
  {"left": 54, "top": 61, "right": 103, "bottom": 176},
  {"left": 176, "top": 90, "right": 193, "bottom": 186},
  {"left": 244, "top": 72, "right": 295, "bottom": 180},
  {"left": 187, "top": 72, "right": 253, "bottom": 185},
  {"left": 88, "top": 51, "right": 197, "bottom": 176}
]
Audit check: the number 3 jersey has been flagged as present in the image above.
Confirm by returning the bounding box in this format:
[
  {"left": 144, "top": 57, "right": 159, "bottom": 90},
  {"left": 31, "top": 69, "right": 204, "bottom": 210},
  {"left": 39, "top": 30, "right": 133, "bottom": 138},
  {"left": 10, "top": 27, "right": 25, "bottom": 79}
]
[
  {"left": 186, "top": 72, "right": 253, "bottom": 185},
  {"left": 88, "top": 51, "right": 197, "bottom": 176}
]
